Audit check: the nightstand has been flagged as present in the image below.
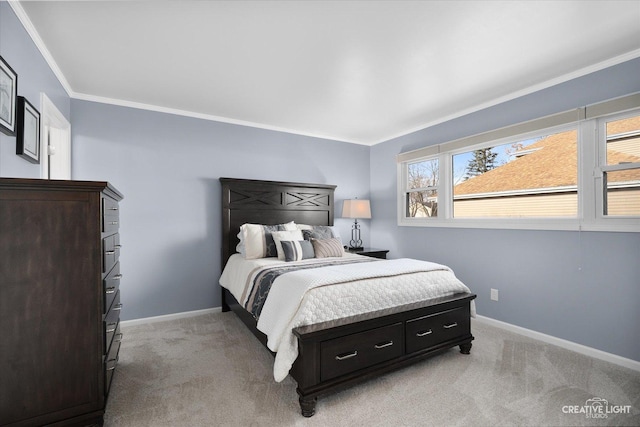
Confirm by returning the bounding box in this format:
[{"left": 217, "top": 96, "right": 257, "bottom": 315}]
[{"left": 347, "top": 247, "right": 389, "bottom": 259}]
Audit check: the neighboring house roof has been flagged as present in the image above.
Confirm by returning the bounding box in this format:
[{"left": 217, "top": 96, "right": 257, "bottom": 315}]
[
  {"left": 608, "top": 115, "right": 640, "bottom": 135},
  {"left": 454, "top": 117, "right": 640, "bottom": 197}
]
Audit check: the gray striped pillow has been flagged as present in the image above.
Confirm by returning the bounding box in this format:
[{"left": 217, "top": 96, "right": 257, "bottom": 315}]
[
  {"left": 310, "top": 238, "right": 344, "bottom": 258},
  {"left": 281, "top": 240, "right": 315, "bottom": 262}
]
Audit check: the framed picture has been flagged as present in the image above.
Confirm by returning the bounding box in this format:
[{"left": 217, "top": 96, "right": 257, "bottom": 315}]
[
  {"left": 16, "top": 97, "right": 41, "bottom": 164},
  {"left": 0, "top": 55, "right": 18, "bottom": 136}
]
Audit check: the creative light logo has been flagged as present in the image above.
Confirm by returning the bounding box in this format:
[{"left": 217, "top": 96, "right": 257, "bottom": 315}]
[{"left": 562, "top": 397, "right": 632, "bottom": 419}]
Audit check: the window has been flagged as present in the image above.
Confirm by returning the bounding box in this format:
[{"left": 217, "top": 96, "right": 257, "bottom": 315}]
[
  {"left": 397, "top": 93, "right": 640, "bottom": 232},
  {"left": 452, "top": 130, "right": 578, "bottom": 218},
  {"left": 601, "top": 114, "right": 640, "bottom": 217},
  {"left": 407, "top": 158, "right": 439, "bottom": 217}
]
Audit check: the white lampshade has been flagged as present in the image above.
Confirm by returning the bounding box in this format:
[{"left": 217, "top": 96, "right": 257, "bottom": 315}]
[{"left": 342, "top": 199, "right": 372, "bottom": 219}]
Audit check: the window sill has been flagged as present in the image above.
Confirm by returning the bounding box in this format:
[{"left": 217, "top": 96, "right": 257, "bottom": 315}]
[{"left": 397, "top": 217, "right": 640, "bottom": 233}]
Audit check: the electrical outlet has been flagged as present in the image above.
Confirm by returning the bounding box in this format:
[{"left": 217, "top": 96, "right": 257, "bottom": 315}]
[{"left": 490, "top": 288, "right": 499, "bottom": 301}]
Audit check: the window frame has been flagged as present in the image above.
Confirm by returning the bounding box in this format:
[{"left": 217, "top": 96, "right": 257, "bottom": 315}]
[
  {"left": 405, "top": 157, "right": 440, "bottom": 218},
  {"left": 397, "top": 93, "right": 640, "bottom": 233},
  {"left": 591, "top": 110, "right": 640, "bottom": 228}
]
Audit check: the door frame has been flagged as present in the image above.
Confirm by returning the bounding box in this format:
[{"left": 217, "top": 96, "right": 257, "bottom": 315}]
[{"left": 40, "top": 93, "right": 71, "bottom": 179}]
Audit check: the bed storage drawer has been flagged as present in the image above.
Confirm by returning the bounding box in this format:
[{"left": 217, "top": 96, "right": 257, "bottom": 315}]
[
  {"left": 320, "top": 322, "right": 403, "bottom": 381},
  {"left": 405, "top": 307, "right": 469, "bottom": 354}
]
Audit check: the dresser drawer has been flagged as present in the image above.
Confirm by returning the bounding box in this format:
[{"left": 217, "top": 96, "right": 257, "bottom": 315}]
[
  {"left": 105, "top": 338, "right": 121, "bottom": 396},
  {"left": 405, "top": 307, "right": 469, "bottom": 354},
  {"left": 102, "top": 233, "right": 120, "bottom": 273},
  {"left": 106, "top": 320, "right": 121, "bottom": 356},
  {"left": 103, "top": 262, "right": 121, "bottom": 313},
  {"left": 102, "top": 197, "right": 120, "bottom": 233},
  {"left": 104, "top": 291, "right": 121, "bottom": 353},
  {"left": 320, "top": 322, "right": 403, "bottom": 381}
]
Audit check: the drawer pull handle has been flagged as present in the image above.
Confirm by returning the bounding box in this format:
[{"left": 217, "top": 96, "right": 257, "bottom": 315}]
[
  {"left": 416, "top": 329, "right": 433, "bottom": 337},
  {"left": 374, "top": 341, "right": 393, "bottom": 349},
  {"left": 108, "top": 207, "right": 119, "bottom": 211},
  {"left": 110, "top": 221, "right": 119, "bottom": 225},
  {"left": 105, "top": 250, "right": 116, "bottom": 255},
  {"left": 335, "top": 351, "right": 358, "bottom": 361},
  {"left": 114, "top": 274, "right": 123, "bottom": 280},
  {"left": 106, "top": 356, "right": 119, "bottom": 371},
  {"left": 443, "top": 322, "right": 458, "bottom": 329},
  {"left": 115, "top": 244, "right": 123, "bottom": 248},
  {"left": 106, "top": 287, "right": 116, "bottom": 294},
  {"left": 106, "top": 326, "right": 117, "bottom": 334},
  {"left": 115, "top": 333, "right": 123, "bottom": 341},
  {"left": 113, "top": 303, "right": 123, "bottom": 311}
]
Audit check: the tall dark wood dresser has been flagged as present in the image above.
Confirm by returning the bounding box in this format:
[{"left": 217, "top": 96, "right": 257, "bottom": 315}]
[{"left": 0, "top": 178, "right": 123, "bottom": 426}]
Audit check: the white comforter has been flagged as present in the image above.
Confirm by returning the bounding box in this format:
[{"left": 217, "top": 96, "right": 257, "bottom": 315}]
[{"left": 219, "top": 253, "right": 475, "bottom": 382}]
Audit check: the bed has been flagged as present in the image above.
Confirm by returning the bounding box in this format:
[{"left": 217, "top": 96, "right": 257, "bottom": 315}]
[{"left": 219, "top": 177, "right": 476, "bottom": 417}]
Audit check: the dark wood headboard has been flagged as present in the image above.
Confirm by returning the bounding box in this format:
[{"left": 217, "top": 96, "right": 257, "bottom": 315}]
[{"left": 220, "top": 178, "right": 337, "bottom": 267}]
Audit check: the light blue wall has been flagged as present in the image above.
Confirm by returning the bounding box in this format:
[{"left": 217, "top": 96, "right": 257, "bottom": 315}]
[
  {"left": 71, "top": 100, "right": 370, "bottom": 320},
  {"left": 370, "top": 58, "right": 640, "bottom": 362},
  {"left": 0, "top": 3, "right": 70, "bottom": 178},
  {"left": 2, "top": 0, "right": 639, "bottom": 362}
]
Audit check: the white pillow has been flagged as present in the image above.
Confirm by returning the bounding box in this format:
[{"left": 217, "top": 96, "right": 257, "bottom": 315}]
[
  {"left": 272, "top": 229, "right": 304, "bottom": 260},
  {"left": 239, "top": 224, "right": 268, "bottom": 259},
  {"left": 236, "top": 221, "right": 296, "bottom": 259},
  {"left": 329, "top": 226, "right": 342, "bottom": 242},
  {"left": 281, "top": 221, "right": 297, "bottom": 231}
]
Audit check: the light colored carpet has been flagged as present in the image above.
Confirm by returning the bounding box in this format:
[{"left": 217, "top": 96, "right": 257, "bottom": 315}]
[{"left": 104, "top": 312, "right": 639, "bottom": 426}]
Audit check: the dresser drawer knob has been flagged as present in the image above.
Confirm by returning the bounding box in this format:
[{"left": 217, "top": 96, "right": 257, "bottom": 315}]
[
  {"left": 105, "top": 287, "right": 116, "bottom": 294},
  {"left": 443, "top": 322, "right": 458, "bottom": 329},
  {"left": 335, "top": 350, "right": 358, "bottom": 361},
  {"left": 374, "top": 341, "right": 394, "bottom": 349},
  {"left": 416, "top": 329, "right": 433, "bottom": 337},
  {"left": 113, "top": 303, "right": 123, "bottom": 311}
]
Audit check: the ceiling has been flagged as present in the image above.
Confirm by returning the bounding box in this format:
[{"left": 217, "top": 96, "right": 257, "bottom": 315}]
[{"left": 14, "top": 1, "right": 640, "bottom": 145}]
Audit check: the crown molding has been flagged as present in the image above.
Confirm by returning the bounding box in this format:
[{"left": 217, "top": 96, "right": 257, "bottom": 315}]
[
  {"left": 72, "top": 91, "right": 369, "bottom": 146},
  {"left": 8, "top": 0, "right": 640, "bottom": 147},
  {"left": 374, "top": 48, "right": 640, "bottom": 145},
  {"left": 8, "top": 1, "right": 74, "bottom": 97}
]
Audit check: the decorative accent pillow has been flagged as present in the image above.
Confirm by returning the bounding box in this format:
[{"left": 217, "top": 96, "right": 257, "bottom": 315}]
[
  {"left": 302, "top": 225, "right": 343, "bottom": 249},
  {"left": 238, "top": 221, "right": 296, "bottom": 259},
  {"left": 311, "top": 238, "right": 344, "bottom": 258},
  {"left": 280, "top": 240, "right": 315, "bottom": 262},
  {"left": 272, "top": 229, "right": 304, "bottom": 260},
  {"left": 302, "top": 225, "right": 334, "bottom": 240}
]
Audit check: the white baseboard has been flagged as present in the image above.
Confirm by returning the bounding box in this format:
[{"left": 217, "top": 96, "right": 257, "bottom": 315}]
[
  {"left": 120, "top": 307, "right": 222, "bottom": 327},
  {"left": 474, "top": 315, "right": 640, "bottom": 372},
  {"left": 120, "top": 309, "right": 639, "bottom": 372}
]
